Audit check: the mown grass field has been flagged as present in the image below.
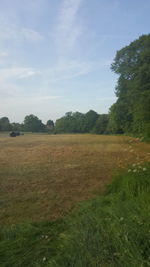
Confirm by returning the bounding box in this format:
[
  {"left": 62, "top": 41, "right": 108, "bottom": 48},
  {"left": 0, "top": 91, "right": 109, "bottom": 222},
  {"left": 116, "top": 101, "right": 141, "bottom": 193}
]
[
  {"left": 0, "top": 134, "right": 150, "bottom": 267},
  {"left": 0, "top": 134, "right": 150, "bottom": 224}
]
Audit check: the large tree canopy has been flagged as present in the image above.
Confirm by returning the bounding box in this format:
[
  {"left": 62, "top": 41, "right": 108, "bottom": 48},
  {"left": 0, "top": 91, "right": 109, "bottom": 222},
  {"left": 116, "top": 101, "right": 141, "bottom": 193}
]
[
  {"left": 55, "top": 110, "right": 99, "bottom": 134},
  {"left": 23, "top": 114, "right": 45, "bottom": 132},
  {"left": 109, "top": 34, "right": 150, "bottom": 136}
]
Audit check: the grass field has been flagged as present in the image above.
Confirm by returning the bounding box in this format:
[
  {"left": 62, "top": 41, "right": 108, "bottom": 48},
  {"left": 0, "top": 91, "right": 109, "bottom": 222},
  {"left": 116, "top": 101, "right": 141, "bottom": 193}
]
[
  {"left": 0, "top": 134, "right": 150, "bottom": 224},
  {"left": 0, "top": 134, "right": 150, "bottom": 266}
]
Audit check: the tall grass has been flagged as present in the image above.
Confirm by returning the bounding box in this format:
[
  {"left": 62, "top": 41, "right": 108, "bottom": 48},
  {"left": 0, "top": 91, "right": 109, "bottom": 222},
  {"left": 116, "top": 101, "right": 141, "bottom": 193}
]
[
  {"left": 0, "top": 163, "right": 150, "bottom": 266},
  {"left": 49, "top": 163, "right": 150, "bottom": 266}
]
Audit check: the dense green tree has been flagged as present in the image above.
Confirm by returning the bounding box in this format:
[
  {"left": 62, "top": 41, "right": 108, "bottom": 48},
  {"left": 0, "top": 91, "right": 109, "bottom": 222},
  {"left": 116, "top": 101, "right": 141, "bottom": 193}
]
[
  {"left": 55, "top": 112, "right": 77, "bottom": 133},
  {"left": 23, "top": 114, "right": 44, "bottom": 132},
  {"left": 71, "top": 112, "right": 86, "bottom": 133},
  {"left": 93, "top": 114, "right": 109, "bottom": 134},
  {"left": 107, "top": 103, "right": 126, "bottom": 134},
  {"left": 55, "top": 110, "right": 99, "bottom": 134},
  {"left": 84, "top": 110, "right": 99, "bottom": 132},
  {"left": 109, "top": 34, "right": 150, "bottom": 136},
  {"left": 0, "top": 117, "right": 11, "bottom": 131},
  {"left": 11, "top": 122, "right": 22, "bottom": 132},
  {"left": 46, "top": 120, "right": 54, "bottom": 132}
]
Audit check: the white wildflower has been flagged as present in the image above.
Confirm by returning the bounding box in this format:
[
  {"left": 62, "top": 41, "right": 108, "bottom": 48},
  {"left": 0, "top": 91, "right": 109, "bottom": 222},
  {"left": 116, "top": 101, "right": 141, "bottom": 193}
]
[{"left": 143, "top": 168, "right": 147, "bottom": 171}]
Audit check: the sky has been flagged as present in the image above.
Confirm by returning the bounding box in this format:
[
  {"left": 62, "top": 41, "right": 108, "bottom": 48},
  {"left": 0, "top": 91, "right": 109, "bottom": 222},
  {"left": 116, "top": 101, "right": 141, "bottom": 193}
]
[{"left": 0, "top": 0, "right": 150, "bottom": 123}]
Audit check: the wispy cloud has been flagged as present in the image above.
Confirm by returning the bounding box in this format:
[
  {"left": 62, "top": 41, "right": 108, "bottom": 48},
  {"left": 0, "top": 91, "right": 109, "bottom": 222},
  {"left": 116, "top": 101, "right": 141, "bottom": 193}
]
[
  {"left": 44, "top": 60, "right": 92, "bottom": 83},
  {"left": 55, "top": 0, "right": 83, "bottom": 55},
  {"left": 45, "top": 58, "right": 112, "bottom": 83},
  {"left": 0, "top": 67, "right": 42, "bottom": 99},
  {"left": 21, "top": 28, "right": 43, "bottom": 42},
  {"left": 0, "top": 67, "right": 41, "bottom": 82},
  {"left": 0, "top": 51, "right": 8, "bottom": 58},
  {"left": 0, "top": 25, "right": 43, "bottom": 42},
  {"left": 0, "top": 51, "right": 8, "bottom": 66}
]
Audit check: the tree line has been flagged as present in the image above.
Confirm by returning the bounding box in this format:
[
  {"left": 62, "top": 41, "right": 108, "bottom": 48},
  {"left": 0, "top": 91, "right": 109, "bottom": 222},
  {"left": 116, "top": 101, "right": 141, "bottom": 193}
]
[
  {"left": 0, "top": 34, "right": 149, "bottom": 137},
  {"left": 0, "top": 111, "right": 109, "bottom": 134},
  {"left": 0, "top": 115, "right": 54, "bottom": 133}
]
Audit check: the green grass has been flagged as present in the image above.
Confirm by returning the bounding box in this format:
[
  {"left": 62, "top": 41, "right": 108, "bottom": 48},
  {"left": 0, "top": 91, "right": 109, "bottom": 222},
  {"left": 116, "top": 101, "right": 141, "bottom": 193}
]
[
  {"left": 0, "top": 220, "right": 66, "bottom": 267},
  {"left": 0, "top": 163, "right": 150, "bottom": 266}
]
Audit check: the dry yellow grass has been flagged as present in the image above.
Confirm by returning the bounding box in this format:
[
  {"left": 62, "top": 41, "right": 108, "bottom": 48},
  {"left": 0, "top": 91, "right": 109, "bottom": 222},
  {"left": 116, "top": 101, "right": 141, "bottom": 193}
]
[{"left": 0, "top": 134, "right": 150, "bottom": 224}]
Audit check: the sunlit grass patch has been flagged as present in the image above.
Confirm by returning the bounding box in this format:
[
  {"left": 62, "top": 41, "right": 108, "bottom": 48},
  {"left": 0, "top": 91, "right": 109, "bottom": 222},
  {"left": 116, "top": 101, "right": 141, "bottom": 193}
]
[{"left": 0, "top": 134, "right": 150, "bottom": 224}]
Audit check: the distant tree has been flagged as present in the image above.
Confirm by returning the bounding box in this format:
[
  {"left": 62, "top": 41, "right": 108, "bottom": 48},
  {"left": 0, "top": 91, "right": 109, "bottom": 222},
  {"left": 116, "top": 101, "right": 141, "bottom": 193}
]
[
  {"left": 23, "top": 114, "right": 44, "bottom": 132},
  {"left": 55, "top": 110, "right": 99, "bottom": 134},
  {"left": 72, "top": 112, "right": 86, "bottom": 133},
  {"left": 46, "top": 120, "right": 54, "bottom": 132},
  {"left": 0, "top": 117, "right": 11, "bottom": 131},
  {"left": 55, "top": 117, "right": 65, "bottom": 133},
  {"left": 93, "top": 114, "right": 109, "bottom": 134},
  {"left": 84, "top": 110, "right": 99, "bottom": 132},
  {"left": 11, "top": 122, "right": 23, "bottom": 132},
  {"left": 55, "top": 112, "right": 77, "bottom": 133}
]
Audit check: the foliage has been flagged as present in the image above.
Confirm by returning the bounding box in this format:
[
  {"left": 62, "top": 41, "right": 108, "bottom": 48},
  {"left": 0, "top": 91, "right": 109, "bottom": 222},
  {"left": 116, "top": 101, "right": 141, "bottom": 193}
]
[
  {"left": 23, "top": 114, "right": 45, "bottom": 132},
  {"left": 46, "top": 120, "right": 54, "bottom": 133},
  {"left": 0, "top": 117, "right": 11, "bottom": 131},
  {"left": 55, "top": 112, "right": 77, "bottom": 133},
  {"left": 46, "top": 120, "right": 54, "bottom": 128},
  {"left": 109, "top": 34, "right": 150, "bottom": 136},
  {"left": 11, "top": 122, "right": 23, "bottom": 132},
  {"left": 93, "top": 114, "right": 109, "bottom": 134},
  {"left": 55, "top": 110, "right": 99, "bottom": 134}
]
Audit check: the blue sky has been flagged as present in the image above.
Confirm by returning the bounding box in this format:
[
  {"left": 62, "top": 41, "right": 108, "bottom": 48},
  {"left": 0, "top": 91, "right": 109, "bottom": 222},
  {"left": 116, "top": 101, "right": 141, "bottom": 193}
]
[{"left": 0, "top": 0, "right": 150, "bottom": 123}]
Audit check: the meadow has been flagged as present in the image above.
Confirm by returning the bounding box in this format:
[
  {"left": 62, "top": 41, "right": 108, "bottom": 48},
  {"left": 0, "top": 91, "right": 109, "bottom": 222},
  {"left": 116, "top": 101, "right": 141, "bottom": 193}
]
[
  {"left": 0, "top": 134, "right": 150, "bottom": 266},
  {"left": 0, "top": 134, "right": 149, "bottom": 224}
]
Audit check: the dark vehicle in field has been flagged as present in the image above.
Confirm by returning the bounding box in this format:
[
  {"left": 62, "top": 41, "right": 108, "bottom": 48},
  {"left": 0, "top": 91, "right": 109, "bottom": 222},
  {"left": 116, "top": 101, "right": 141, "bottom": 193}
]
[
  {"left": 9, "top": 131, "right": 24, "bottom": 137},
  {"left": 10, "top": 131, "right": 17, "bottom": 137}
]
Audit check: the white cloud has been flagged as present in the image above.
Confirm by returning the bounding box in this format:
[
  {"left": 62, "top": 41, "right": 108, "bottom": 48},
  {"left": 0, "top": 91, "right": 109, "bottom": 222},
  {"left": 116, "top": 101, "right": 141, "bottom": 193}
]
[
  {"left": 46, "top": 58, "right": 113, "bottom": 82},
  {"left": 45, "top": 60, "right": 92, "bottom": 82},
  {"left": 0, "top": 67, "right": 41, "bottom": 82},
  {"left": 0, "top": 25, "right": 43, "bottom": 42},
  {"left": 0, "top": 51, "right": 8, "bottom": 66},
  {"left": 55, "top": 0, "right": 83, "bottom": 54},
  {"left": 0, "top": 52, "right": 8, "bottom": 58},
  {"left": 0, "top": 67, "right": 42, "bottom": 100},
  {"left": 21, "top": 28, "right": 43, "bottom": 41}
]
